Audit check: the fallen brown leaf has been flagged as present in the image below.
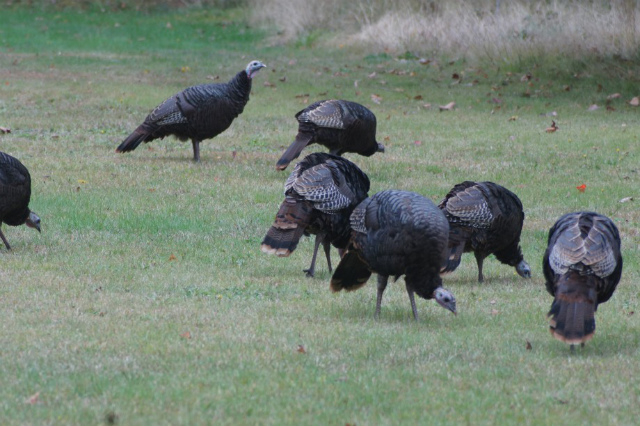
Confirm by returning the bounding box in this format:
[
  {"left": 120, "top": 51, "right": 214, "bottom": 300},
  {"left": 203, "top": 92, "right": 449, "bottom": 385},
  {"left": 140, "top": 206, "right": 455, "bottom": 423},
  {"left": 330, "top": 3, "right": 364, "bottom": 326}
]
[
  {"left": 371, "top": 94, "right": 382, "bottom": 104},
  {"left": 587, "top": 104, "right": 599, "bottom": 111},
  {"left": 180, "top": 331, "right": 191, "bottom": 339},
  {"left": 0, "top": 126, "right": 10, "bottom": 134},
  {"left": 525, "top": 340, "right": 532, "bottom": 350},
  {"left": 629, "top": 96, "right": 639, "bottom": 106},
  {"left": 297, "top": 345, "right": 306, "bottom": 354},
  {"left": 439, "top": 101, "right": 456, "bottom": 111},
  {"left": 263, "top": 81, "right": 275, "bottom": 87},
  {"left": 607, "top": 93, "right": 621, "bottom": 100},
  {"left": 105, "top": 411, "right": 119, "bottom": 425},
  {"left": 169, "top": 254, "right": 177, "bottom": 261},
  {"left": 25, "top": 391, "right": 40, "bottom": 405},
  {"left": 619, "top": 196, "right": 633, "bottom": 203},
  {"left": 545, "top": 121, "right": 558, "bottom": 133},
  {"left": 279, "top": 76, "right": 286, "bottom": 82}
]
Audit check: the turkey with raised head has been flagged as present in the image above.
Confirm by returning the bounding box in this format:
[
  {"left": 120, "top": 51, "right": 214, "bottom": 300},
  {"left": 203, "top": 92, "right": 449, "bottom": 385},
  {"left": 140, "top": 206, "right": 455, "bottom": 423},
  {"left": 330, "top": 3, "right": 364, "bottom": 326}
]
[
  {"left": 0, "top": 151, "right": 41, "bottom": 250},
  {"left": 275, "top": 99, "right": 385, "bottom": 171},
  {"left": 439, "top": 181, "right": 531, "bottom": 282},
  {"left": 543, "top": 212, "right": 622, "bottom": 348},
  {"left": 331, "top": 190, "right": 456, "bottom": 320},
  {"left": 116, "top": 60, "right": 266, "bottom": 162},
  {"left": 261, "top": 152, "right": 370, "bottom": 277}
]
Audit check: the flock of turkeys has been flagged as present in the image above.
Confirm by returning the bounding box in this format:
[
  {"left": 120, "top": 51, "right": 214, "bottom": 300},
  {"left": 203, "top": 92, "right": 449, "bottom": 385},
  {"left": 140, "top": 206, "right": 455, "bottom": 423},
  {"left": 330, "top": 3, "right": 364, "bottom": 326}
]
[{"left": 1, "top": 60, "right": 623, "bottom": 349}]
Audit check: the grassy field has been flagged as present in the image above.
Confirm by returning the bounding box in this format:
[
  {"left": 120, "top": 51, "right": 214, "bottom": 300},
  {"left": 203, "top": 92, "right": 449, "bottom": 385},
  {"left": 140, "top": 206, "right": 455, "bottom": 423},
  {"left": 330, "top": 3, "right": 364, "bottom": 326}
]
[{"left": 1, "top": 6, "right": 639, "bottom": 426}]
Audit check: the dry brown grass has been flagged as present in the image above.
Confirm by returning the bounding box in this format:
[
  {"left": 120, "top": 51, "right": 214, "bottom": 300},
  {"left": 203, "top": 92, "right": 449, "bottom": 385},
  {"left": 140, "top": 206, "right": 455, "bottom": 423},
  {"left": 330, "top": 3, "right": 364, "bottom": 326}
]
[{"left": 250, "top": 0, "right": 639, "bottom": 61}]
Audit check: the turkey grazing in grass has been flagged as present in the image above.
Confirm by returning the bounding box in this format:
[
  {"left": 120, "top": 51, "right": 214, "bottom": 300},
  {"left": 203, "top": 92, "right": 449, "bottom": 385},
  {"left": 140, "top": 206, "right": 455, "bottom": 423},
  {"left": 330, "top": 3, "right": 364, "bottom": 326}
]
[
  {"left": 116, "top": 60, "right": 266, "bottom": 162},
  {"left": 543, "top": 212, "right": 622, "bottom": 348},
  {"left": 275, "top": 99, "right": 385, "bottom": 171},
  {"left": 261, "top": 152, "right": 370, "bottom": 277},
  {"left": 331, "top": 190, "right": 456, "bottom": 320},
  {"left": 0, "top": 151, "right": 41, "bottom": 250},
  {"left": 439, "top": 181, "right": 531, "bottom": 282}
]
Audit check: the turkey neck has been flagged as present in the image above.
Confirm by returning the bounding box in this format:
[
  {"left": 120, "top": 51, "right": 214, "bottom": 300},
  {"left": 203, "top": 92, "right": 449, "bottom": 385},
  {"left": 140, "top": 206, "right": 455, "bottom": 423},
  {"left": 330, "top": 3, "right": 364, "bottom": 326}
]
[{"left": 225, "top": 70, "right": 252, "bottom": 107}]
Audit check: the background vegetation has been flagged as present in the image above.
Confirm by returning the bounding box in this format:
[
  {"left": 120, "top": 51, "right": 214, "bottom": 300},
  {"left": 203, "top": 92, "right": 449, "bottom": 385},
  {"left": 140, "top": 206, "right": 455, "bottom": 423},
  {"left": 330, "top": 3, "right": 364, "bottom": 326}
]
[{"left": 1, "top": 1, "right": 639, "bottom": 425}]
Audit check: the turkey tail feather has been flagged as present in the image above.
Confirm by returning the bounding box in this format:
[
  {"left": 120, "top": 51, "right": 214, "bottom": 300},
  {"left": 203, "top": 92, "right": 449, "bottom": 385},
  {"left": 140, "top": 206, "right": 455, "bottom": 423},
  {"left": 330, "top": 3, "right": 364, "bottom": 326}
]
[
  {"left": 330, "top": 250, "right": 372, "bottom": 292},
  {"left": 260, "top": 197, "right": 314, "bottom": 257},
  {"left": 548, "top": 273, "right": 597, "bottom": 345},
  {"left": 276, "top": 134, "right": 313, "bottom": 170},
  {"left": 441, "top": 242, "right": 465, "bottom": 274},
  {"left": 261, "top": 226, "right": 306, "bottom": 257},
  {"left": 116, "top": 126, "right": 153, "bottom": 153}
]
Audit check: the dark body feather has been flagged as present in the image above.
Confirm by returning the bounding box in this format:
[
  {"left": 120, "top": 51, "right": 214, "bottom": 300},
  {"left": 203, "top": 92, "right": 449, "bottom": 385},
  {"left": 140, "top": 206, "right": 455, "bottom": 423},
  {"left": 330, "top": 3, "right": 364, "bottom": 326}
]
[
  {"left": 439, "top": 181, "right": 531, "bottom": 282},
  {"left": 331, "top": 190, "right": 456, "bottom": 320},
  {"left": 543, "top": 212, "right": 622, "bottom": 346},
  {"left": 117, "top": 60, "right": 265, "bottom": 162},
  {"left": 275, "top": 100, "right": 384, "bottom": 171},
  {"left": 261, "top": 153, "right": 370, "bottom": 277},
  {"left": 0, "top": 151, "right": 40, "bottom": 249}
]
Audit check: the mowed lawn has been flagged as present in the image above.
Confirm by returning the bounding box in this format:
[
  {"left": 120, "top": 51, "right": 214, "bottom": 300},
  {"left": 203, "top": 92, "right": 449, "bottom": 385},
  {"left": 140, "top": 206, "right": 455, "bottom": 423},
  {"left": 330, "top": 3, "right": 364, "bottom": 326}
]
[{"left": 1, "top": 7, "right": 639, "bottom": 426}]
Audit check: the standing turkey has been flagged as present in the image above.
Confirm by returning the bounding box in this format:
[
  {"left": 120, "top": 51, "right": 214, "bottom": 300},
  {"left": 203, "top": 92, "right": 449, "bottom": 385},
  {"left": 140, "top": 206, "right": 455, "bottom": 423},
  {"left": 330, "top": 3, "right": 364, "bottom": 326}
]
[
  {"left": 439, "top": 181, "right": 531, "bottom": 282},
  {"left": 331, "top": 190, "right": 456, "bottom": 320},
  {"left": 543, "top": 212, "right": 622, "bottom": 347},
  {"left": 116, "top": 60, "right": 266, "bottom": 162},
  {"left": 275, "top": 99, "right": 385, "bottom": 171},
  {"left": 261, "top": 152, "right": 370, "bottom": 277},
  {"left": 0, "top": 151, "right": 41, "bottom": 249}
]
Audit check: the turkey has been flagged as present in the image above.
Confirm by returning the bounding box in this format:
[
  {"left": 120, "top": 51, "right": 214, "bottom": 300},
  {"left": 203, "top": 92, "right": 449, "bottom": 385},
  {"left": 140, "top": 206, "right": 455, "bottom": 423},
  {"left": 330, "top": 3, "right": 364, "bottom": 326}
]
[
  {"left": 331, "top": 190, "right": 456, "bottom": 320},
  {"left": 0, "top": 151, "right": 41, "bottom": 249},
  {"left": 275, "top": 99, "right": 385, "bottom": 171},
  {"left": 439, "top": 181, "right": 531, "bottom": 282},
  {"left": 543, "top": 212, "right": 623, "bottom": 347},
  {"left": 116, "top": 60, "right": 266, "bottom": 162},
  {"left": 261, "top": 152, "right": 370, "bottom": 277}
]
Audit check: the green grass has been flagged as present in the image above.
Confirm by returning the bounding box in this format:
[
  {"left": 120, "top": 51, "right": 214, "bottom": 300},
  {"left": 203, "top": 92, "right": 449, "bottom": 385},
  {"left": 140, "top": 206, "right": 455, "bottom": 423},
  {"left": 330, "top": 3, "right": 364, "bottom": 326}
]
[{"left": 1, "top": 6, "right": 640, "bottom": 426}]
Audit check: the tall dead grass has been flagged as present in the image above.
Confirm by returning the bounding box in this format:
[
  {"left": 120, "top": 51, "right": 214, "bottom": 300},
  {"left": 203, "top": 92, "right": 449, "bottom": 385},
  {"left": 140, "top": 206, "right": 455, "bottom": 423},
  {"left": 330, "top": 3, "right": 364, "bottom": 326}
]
[{"left": 250, "top": 0, "right": 639, "bottom": 61}]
